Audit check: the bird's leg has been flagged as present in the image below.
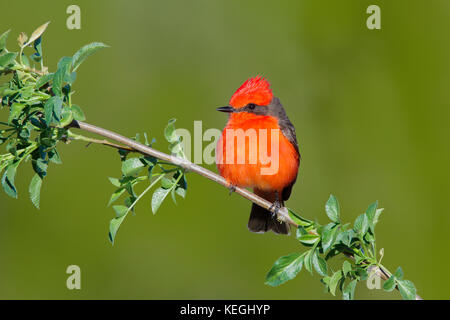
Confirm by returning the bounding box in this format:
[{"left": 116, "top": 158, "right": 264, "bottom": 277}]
[
  {"left": 227, "top": 183, "right": 237, "bottom": 195},
  {"left": 269, "top": 192, "right": 282, "bottom": 219}
]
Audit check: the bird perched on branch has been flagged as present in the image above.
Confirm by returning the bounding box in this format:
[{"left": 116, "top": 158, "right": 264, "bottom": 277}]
[{"left": 216, "top": 76, "right": 300, "bottom": 235}]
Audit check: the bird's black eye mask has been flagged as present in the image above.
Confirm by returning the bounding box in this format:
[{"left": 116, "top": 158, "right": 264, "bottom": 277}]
[{"left": 216, "top": 104, "right": 269, "bottom": 116}]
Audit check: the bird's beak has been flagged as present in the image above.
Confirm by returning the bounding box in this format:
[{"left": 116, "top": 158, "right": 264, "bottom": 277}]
[{"left": 216, "top": 106, "right": 234, "bottom": 113}]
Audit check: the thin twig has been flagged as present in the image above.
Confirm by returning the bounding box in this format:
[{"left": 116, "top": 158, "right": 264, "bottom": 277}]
[{"left": 67, "top": 130, "right": 134, "bottom": 151}]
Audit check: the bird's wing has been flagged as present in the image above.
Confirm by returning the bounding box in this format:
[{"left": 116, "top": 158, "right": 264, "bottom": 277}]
[
  {"left": 269, "top": 97, "right": 300, "bottom": 201},
  {"left": 280, "top": 119, "right": 300, "bottom": 158},
  {"left": 279, "top": 116, "right": 300, "bottom": 202}
]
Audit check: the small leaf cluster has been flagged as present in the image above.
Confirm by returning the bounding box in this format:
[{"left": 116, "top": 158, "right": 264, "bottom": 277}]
[
  {"left": 383, "top": 266, "right": 417, "bottom": 300},
  {"left": 0, "top": 24, "right": 106, "bottom": 207},
  {"left": 107, "top": 120, "right": 188, "bottom": 244},
  {"left": 265, "top": 195, "right": 417, "bottom": 300}
]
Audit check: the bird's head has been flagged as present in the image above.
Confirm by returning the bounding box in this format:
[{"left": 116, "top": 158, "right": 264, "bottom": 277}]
[{"left": 217, "top": 76, "right": 273, "bottom": 114}]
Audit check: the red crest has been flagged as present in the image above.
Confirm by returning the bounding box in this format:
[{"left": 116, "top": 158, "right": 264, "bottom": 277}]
[{"left": 229, "top": 76, "right": 273, "bottom": 108}]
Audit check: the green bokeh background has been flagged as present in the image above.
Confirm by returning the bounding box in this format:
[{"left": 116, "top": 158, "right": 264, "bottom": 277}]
[{"left": 1, "top": 0, "right": 449, "bottom": 299}]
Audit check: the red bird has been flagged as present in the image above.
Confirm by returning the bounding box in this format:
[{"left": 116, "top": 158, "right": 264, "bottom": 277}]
[{"left": 216, "top": 76, "right": 300, "bottom": 234}]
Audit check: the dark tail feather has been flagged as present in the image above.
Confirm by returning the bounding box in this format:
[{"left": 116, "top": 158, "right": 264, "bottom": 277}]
[{"left": 248, "top": 203, "right": 290, "bottom": 235}]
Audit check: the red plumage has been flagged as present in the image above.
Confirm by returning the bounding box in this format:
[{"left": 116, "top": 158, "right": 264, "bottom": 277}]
[
  {"left": 216, "top": 77, "right": 300, "bottom": 235},
  {"left": 229, "top": 76, "right": 273, "bottom": 108}
]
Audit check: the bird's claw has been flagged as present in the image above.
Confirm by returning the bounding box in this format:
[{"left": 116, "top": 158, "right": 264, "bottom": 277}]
[
  {"left": 269, "top": 201, "right": 282, "bottom": 218},
  {"left": 228, "top": 184, "right": 236, "bottom": 195}
]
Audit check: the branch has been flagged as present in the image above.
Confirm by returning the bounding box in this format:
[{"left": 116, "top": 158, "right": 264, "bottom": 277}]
[{"left": 68, "top": 120, "right": 421, "bottom": 300}]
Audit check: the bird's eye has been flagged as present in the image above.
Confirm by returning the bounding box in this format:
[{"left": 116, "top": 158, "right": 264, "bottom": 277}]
[{"left": 247, "top": 103, "right": 256, "bottom": 110}]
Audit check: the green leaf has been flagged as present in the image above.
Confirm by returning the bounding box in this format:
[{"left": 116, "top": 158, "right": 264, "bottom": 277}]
[
  {"left": 151, "top": 187, "right": 171, "bottom": 214},
  {"left": 108, "top": 187, "right": 126, "bottom": 206},
  {"left": 44, "top": 96, "right": 63, "bottom": 124},
  {"left": 29, "top": 174, "right": 43, "bottom": 209},
  {"left": 32, "top": 37, "right": 42, "bottom": 61},
  {"left": 321, "top": 222, "right": 338, "bottom": 252},
  {"left": 329, "top": 271, "right": 343, "bottom": 296},
  {"left": 298, "top": 234, "right": 320, "bottom": 245},
  {"left": 321, "top": 276, "right": 331, "bottom": 289},
  {"left": 288, "top": 208, "right": 312, "bottom": 227},
  {"left": 354, "top": 254, "right": 366, "bottom": 265},
  {"left": 72, "top": 42, "right": 109, "bottom": 72},
  {"left": 6, "top": 141, "right": 17, "bottom": 155},
  {"left": 64, "top": 72, "right": 77, "bottom": 84},
  {"left": 170, "top": 187, "right": 178, "bottom": 204},
  {"left": 8, "top": 103, "right": 25, "bottom": 124},
  {"left": 21, "top": 52, "right": 30, "bottom": 67},
  {"left": 175, "top": 186, "right": 186, "bottom": 198},
  {"left": 108, "top": 205, "right": 128, "bottom": 244},
  {"left": 19, "top": 127, "right": 30, "bottom": 139},
  {"left": 169, "top": 141, "right": 184, "bottom": 156},
  {"left": 48, "top": 149, "right": 62, "bottom": 164},
  {"left": 174, "top": 173, "right": 187, "bottom": 198},
  {"left": 303, "top": 250, "right": 313, "bottom": 273},
  {"left": 363, "top": 231, "right": 375, "bottom": 243},
  {"left": 142, "top": 155, "right": 157, "bottom": 167},
  {"left": 25, "top": 21, "right": 50, "bottom": 46},
  {"left": 366, "top": 201, "right": 378, "bottom": 221},
  {"left": 296, "top": 226, "right": 307, "bottom": 239},
  {"left": 0, "top": 30, "right": 10, "bottom": 51},
  {"left": 1, "top": 164, "right": 17, "bottom": 198},
  {"left": 0, "top": 52, "right": 17, "bottom": 67},
  {"left": 53, "top": 57, "right": 72, "bottom": 96},
  {"left": 397, "top": 279, "right": 416, "bottom": 300},
  {"left": 336, "top": 229, "right": 353, "bottom": 247},
  {"left": 373, "top": 208, "right": 384, "bottom": 226},
  {"left": 35, "top": 73, "right": 54, "bottom": 89},
  {"left": 325, "top": 194, "right": 340, "bottom": 223},
  {"left": 31, "top": 151, "right": 48, "bottom": 178},
  {"left": 124, "top": 181, "right": 136, "bottom": 197},
  {"left": 112, "top": 205, "right": 127, "bottom": 217},
  {"left": 312, "top": 250, "right": 328, "bottom": 276},
  {"left": 383, "top": 275, "right": 396, "bottom": 292},
  {"left": 161, "top": 176, "right": 175, "bottom": 189},
  {"left": 108, "top": 177, "right": 121, "bottom": 187},
  {"left": 124, "top": 196, "right": 136, "bottom": 210},
  {"left": 342, "top": 261, "right": 352, "bottom": 277},
  {"left": 342, "top": 279, "right": 357, "bottom": 300},
  {"left": 353, "top": 213, "right": 369, "bottom": 235},
  {"left": 59, "top": 106, "right": 73, "bottom": 127},
  {"left": 164, "top": 118, "right": 178, "bottom": 143},
  {"left": 265, "top": 252, "right": 305, "bottom": 287},
  {"left": 394, "top": 267, "right": 404, "bottom": 280},
  {"left": 71, "top": 104, "right": 86, "bottom": 121},
  {"left": 112, "top": 176, "right": 147, "bottom": 201},
  {"left": 121, "top": 158, "right": 145, "bottom": 176},
  {"left": 354, "top": 267, "right": 369, "bottom": 281}
]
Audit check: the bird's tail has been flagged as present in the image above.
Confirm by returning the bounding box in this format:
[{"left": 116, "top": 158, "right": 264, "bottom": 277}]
[{"left": 247, "top": 189, "right": 290, "bottom": 235}]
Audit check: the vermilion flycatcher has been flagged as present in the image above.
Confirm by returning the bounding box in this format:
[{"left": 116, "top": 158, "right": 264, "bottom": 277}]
[{"left": 216, "top": 76, "right": 300, "bottom": 235}]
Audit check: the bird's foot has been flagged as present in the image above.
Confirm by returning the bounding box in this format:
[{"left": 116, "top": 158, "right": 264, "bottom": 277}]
[
  {"left": 227, "top": 184, "right": 237, "bottom": 195},
  {"left": 269, "top": 200, "right": 282, "bottom": 219}
]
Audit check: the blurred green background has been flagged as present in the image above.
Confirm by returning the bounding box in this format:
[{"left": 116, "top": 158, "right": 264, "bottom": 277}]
[{"left": 1, "top": 0, "right": 449, "bottom": 299}]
